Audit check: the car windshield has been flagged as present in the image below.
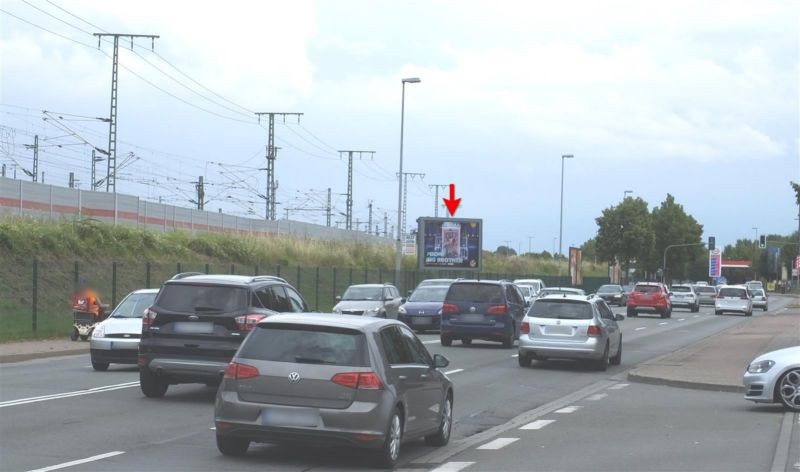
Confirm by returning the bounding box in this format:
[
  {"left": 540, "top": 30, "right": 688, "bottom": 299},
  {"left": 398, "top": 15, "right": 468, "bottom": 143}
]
[
  {"left": 238, "top": 323, "right": 368, "bottom": 366},
  {"left": 111, "top": 292, "right": 157, "bottom": 318},
  {"left": 517, "top": 286, "right": 533, "bottom": 297},
  {"left": 529, "top": 300, "right": 594, "bottom": 320},
  {"left": 671, "top": 286, "right": 691, "bottom": 292},
  {"left": 418, "top": 279, "right": 453, "bottom": 287},
  {"left": 342, "top": 286, "right": 383, "bottom": 301},
  {"left": 408, "top": 286, "right": 449, "bottom": 302},
  {"left": 597, "top": 285, "right": 621, "bottom": 293},
  {"left": 447, "top": 283, "right": 504, "bottom": 303},
  {"left": 719, "top": 287, "right": 747, "bottom": 298},
  {"left": 155, "top": 284, "right": 247, "bottom": 313},
  {"left": 635, "top": 285, "right": 661, "bottom": 293}
]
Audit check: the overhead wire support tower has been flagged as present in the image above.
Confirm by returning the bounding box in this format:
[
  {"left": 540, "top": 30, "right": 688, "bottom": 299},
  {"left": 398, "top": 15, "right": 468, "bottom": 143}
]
[
  {"left": 428, "top": 183, "right": 448, "bottom": 217},
  {"left": 255, "top": 112, "right": 303, "bottom": 220},
  {"left": 397, "top": 172, "right": 425, "bottom": 239},
  {"left": 337, "top": 150, "right": 375, "bottom": 230},
  {"left": 93, "top": 33, "right": 160, "bottom": 193}
]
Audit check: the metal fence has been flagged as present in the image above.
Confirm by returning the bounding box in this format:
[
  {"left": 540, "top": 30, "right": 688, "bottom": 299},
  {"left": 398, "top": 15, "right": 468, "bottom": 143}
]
[{"left": 0, "top": 258, "right": 609, "bottom": 340}]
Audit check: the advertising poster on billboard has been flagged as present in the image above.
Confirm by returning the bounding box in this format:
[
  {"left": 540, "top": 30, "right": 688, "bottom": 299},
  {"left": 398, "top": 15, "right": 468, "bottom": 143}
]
[
  {"left": 569, "top": 247, "right": 583, "bottom": 286},
  {"left": 417, "top": 217, "right": 482, "bottom": 270}
]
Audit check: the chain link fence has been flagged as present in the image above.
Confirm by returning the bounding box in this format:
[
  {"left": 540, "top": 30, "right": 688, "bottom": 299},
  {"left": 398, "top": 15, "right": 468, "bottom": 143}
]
[{"left": 0, "top": 258, "right": 608, "bottom": 340}]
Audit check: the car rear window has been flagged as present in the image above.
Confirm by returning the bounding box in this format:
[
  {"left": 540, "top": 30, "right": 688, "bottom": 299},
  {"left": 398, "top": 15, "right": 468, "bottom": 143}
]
[
  {"left": 409, "top": 286, "right": 449, "bottom": 302},
  {"left": 597, "top": 285, "right": 620, "bottom": 293},
  {"left": 695, "top": 286, "right": 716, "bottom": 293},
  {"left": 155, "top": 284, "right": 247, "bottom": 313},
  {"left": 719, "top": 288, "right": 747, "bottom": 298},
  {"left": 238, "top": 323, "right": 369, "bottom": 367},
  {"left": 529, "top": 300, "right": 594, "bottom": 320},
  {"left": 634, "top": 285, "right": 661, "bottom": 293},
  {"left": 446, "top": 283, "right": 504, "bottom": 303},
  {"left": 671, "top": 286, "right": 691, "bottom": 292}
]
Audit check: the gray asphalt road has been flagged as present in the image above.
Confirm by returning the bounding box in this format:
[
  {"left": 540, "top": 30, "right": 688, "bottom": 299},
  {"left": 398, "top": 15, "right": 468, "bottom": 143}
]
[{"left": 0, "top": 297, "right": 792, "bottom": 472}]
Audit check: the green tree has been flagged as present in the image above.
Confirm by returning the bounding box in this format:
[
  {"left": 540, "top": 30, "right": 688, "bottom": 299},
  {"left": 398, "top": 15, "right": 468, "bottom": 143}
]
[
  {"left": 595, "top": 197, "right": 654, "bottom": 281},
  {"left": 580, "top": 237, "right": 597, "bottom": 264},
  {"left": 647, "top": 194, "right": 704, "bottom": 282},
  {"left": 495, "top": 245, "right": 516, "bottom": 257}
]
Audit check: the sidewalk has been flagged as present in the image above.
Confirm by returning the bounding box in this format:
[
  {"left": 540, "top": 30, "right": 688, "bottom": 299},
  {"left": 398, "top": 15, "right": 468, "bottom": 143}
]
[
  {"left": 628, "top": 303, "right": 800, "bottom": 392},
  {"left": 0, "top": 339, "right": 88, "bottom": 364}
]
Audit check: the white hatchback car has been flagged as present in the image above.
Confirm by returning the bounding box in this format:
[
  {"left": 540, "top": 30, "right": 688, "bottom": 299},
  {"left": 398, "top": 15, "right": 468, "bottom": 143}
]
[
  {"left": 90, "top": 288, "right": 159, "bottom": 371},
  {"left": 743, "top": 346, "right": 800, "bottom": 412},
  {"left": 714, "top": 285, "right": 752, "bottom": 317}
]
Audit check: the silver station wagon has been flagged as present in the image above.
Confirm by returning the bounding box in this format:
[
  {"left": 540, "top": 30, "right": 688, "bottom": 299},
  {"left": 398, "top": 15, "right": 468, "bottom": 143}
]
[
  {"left": 214, "top": 314, "right": 453, "bottom": 468},
  {"left": 518, "top": 294, "right": 624, "bottom": 371}
]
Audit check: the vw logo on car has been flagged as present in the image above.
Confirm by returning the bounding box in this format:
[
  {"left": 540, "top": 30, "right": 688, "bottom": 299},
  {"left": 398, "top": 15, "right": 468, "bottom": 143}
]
[{"left": 288, "top": 372, "right": 301, "bottom": 384}]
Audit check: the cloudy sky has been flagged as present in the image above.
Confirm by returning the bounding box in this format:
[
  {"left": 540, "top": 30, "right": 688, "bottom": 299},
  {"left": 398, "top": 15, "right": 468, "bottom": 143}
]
[{"left": 1, "top": 0, "right": 798, "bottom": 252}]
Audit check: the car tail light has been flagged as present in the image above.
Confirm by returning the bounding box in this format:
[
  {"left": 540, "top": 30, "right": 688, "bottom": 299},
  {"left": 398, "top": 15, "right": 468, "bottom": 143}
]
[
  {"left": 142, "top": 308, "right": 157, "bottom": 329},
  {"left": 487, "top": 304, "right": 508, "bottom": 315},
  {"left": 520, "top": 321, "right": 530, "bottom": 334},
  {"left": 223, "top": 362, "right": 259, "bottom": 380},
  {"left": 235, "top": 314, "right": 267, "bottom": 332},
  {"left": 587, "top": 325, "right": 601, "bottom": 337},
  {"left": 441, "top": 303, "right": 460, "bottom": 315},
  {"left": 331, "top": 372, "right": 384, "bottom": 390}
]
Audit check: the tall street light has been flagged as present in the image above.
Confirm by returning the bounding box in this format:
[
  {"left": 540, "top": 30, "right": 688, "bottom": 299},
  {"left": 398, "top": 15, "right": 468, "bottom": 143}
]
[
  {"left": 558, "top": 154, "right": 574, "bottom": 259},
  {"left": 395, "top": 77, "right": 421, "bottom": 277},
  {"left": 752, "top": 226, "right": 759, "bottom": 280},
  {"left": 624, "top": 190, "right": 633, "bottom": 200}
]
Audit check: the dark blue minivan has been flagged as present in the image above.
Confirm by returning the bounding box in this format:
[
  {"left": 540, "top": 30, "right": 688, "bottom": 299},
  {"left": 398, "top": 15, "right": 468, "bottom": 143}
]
[
  {"left": 440, "top": 280, "right": 527, "bottom": 348},
  {"left": 397, "top": 284, "right": 451, "bottom": 332}
]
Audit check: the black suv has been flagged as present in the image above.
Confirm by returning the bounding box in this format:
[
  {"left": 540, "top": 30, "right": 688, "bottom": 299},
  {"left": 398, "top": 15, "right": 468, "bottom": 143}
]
[
  {"left": 138, "top": 274, "right": 309, "bottom": 397},
  {"left": 440, "top": 280, "right": 527, "bottom": 348}
]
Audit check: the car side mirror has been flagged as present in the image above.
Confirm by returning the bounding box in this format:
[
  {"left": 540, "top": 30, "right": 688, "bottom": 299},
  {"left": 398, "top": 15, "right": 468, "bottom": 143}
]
[
  {"left": 407, "top": 290, "right": 413, "bottom": 296},
  {"left": 433, "top": 353, "right": 450, "bottom": 369},
  {"left": 615, "top": 314, "right": 625, "bottom": 321},
  {"left": 668, "top": 292, "right": 673, "bottom": 296},
  {"left": 335, "top": 295, "right": 342, "bottom": 302},
  {"left": 400, "top": 298, "right": 407, "bottom": 304}
]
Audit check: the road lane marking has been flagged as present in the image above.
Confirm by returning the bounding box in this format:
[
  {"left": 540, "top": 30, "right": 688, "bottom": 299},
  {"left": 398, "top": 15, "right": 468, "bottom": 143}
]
[
  {"left": 635, "top": 327, "right": 647, "bottom": 331},
  {"left": 678, "top": 318, "right": 686, "bottom": 322},
  {"left": 511, "top": 354, "right": 519, "bottom": 358},
  {"left": 658, "top": 322, "right": 668, "bottom": 326},
  {"left": 423, "top": 339, "right": 441, "bottom": 344},
  {"left": 27, "top": 451, "right": 125, "bottom": 472},
  {"left": 586, "top": 393, "right": 607, "bottom": 401},
  {"left": 0, "top": 382, "right": 139, "bottom": 408},
  {"left": 608, "top": 383, "right": 629, "bottom": 390},
  {"left": 520, "top": 419, "right": 555, "bottom": 430},
  {"left": 445, "top": 369, "right": 464, "bottom": 375},
  {"left": 430, "top": 462, "right": 475, "bottom": 472},
  {"left": 693, "top": 315, "right": 700, "bottom": 318},
  {"left": 477, "top": 438, "right": 519, "bottom": 450},
  {"left": 555, "top": 406, "right": 582, "bottom": 414}
]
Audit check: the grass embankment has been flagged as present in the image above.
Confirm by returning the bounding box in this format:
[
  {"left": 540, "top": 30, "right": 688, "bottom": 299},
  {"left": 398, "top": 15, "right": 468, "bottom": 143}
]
[{"left": 0, "top": 218, "right": 607, "bottom": 341}]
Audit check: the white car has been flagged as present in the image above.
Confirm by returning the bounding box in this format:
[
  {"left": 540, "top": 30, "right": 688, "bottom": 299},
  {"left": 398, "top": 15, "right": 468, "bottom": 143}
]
[
  {"left": 743, "top": 346, "right": 800, "bottom": 412},
  {"left": 514, "top": 279, "right": 546, "bottom": 296},
  {"left": 90, "top": 288, "right": 159, "bottom": 371},
  {"left": 714, "top": 285, "right": 752, "bottom": 317},
  {"left": 750, "top": 289, "right": 768, "bottom": 311},
  {"left": 669, "top": 284, "right": 700, "bottom": 312},
  {"left": 515, "top": 284, "right": 537, "bottom": 305}
]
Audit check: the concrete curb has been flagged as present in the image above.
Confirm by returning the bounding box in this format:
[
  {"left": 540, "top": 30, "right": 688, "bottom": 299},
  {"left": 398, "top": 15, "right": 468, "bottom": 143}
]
[
  {"left": 626, "top": 371, "right": 743, "bottom": 393},
  {"left": 0, "top": 346, "right": 88, "bottom": 364}
]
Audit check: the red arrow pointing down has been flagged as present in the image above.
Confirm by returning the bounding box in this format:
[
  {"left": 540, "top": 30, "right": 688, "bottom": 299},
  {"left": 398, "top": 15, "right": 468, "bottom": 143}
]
[{"left": 443, "top": 183, "right": 461, "bottom": 217}]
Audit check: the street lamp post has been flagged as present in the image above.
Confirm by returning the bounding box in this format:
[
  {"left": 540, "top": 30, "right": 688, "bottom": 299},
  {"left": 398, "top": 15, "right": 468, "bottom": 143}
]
[
  {"left": 394, "top": 77, "right": 421, "bottom": 279},
  {"left": 752, "top": 226, "right": 759, "bottom": 280},
  {"left": 624, "top": 190, "right": 633, "bottom": 200},
  {"left": 559, "top": 154, "right": 574, "bottom": 285}
]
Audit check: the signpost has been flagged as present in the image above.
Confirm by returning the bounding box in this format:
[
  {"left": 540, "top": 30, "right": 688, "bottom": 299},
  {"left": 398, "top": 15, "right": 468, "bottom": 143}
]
[{"left": 708, "top": 248, "right": 722, "bottom": 278}]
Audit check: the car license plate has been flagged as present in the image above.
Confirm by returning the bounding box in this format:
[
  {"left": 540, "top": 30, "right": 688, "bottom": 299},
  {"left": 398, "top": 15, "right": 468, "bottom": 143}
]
[
  {"left": 460, "top": 314, "right": 484, "bottom": 323},
  {"left": 412, "top": 316, "right": 432, "bottom": 325},
  {"left": 544, "top": 325, "right": 572, "bottom": 335},
  {"left": 261, "top": 408, "right": 319, "bottom": 427},
  {"left": 173, "top": 322, "right": 214, "bottom": 334}
]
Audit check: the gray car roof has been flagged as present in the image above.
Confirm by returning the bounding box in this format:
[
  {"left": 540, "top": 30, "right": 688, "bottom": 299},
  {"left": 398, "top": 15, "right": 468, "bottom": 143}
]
[
  {"left": 260, "top": 313, "right": 400, "bottom": 332},
  {"left": 166, "top": 274, "right": 266, "bottom": 286}
]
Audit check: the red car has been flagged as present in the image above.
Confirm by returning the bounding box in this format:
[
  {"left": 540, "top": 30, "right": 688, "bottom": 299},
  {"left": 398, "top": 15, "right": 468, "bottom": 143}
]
[{"left": 627, "top": 282, "right": 672, "bottom": 319}]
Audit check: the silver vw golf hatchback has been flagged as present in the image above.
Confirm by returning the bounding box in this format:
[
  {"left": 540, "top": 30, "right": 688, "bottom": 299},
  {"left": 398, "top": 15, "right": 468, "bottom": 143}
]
[{"left": 214, "top": 313, "right": 453, "bottom": 468}]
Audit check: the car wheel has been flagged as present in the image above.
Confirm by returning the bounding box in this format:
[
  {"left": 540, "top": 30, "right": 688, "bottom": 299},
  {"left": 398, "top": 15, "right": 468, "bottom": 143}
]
[
  {"left": 776, "top": 368, "right": 800, "bottom": 412},
  {"left": 502, "top": 332, "right": 514, "bottom": 349},
  {"left": 595, "top": 342, "right": 610, "bottom": 371},
  {"left": 627, "top": 307, "right": 637, "bottom": 318},
  {"left": 139, "top": 367, "right": 168, "bottom": 398},
  {"left": 461, "top": 338, "right": 472, "bottom": 346},
  {"left": 610, "top": 337, "right": 622, "bottom": 366},
  {"left": 715, "top": 310, "right": 722, "bottom": 315},
  {"left": 440, "top": 335, "right": 452, "bottom": 347},
  {"left": 763, "top": 305, "right": 768, "bottom": 311},
  {"left": 70, "top": 329, "right": 78, "bottom": 341},
  {"left": 216, "top": 434, "right": 250, "bottom": 456},
  {"left": 425, "top": 394, "right": 452, "bottom": 446},
  {"left": 745, "top": 310, "right": 752, "bottom": 317},
  {"left": 91, "top": 360, "right": 109, "bottom": 371},
  {"left": 518, "top": 352, "right": 531, "bottom": 367},
  {"left": 660, "top": 309, "right": 668, "bottom": 319},
  {"left": 377, "top": 409, "right": 403, "bottom": 469},
  {"left": 79, "top": 335, "right": 89, "bottom": 341}
]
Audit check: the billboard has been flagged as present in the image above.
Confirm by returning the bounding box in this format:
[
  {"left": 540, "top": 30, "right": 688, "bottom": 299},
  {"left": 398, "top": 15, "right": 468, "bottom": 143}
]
[
  {"left": 708, "top": 248, "right": 722, "bottom": 278},
  {"left": 417, "top": 217, "right": 482, "bottom": 270},
  {"left": 569, "top": 247, "right": 583, "bottom": 286}
]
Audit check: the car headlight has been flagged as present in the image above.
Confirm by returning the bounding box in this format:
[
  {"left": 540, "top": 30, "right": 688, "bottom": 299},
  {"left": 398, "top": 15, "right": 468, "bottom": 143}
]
[
  {"left": 747, "top": 360, "right": 775, "bottom": 374},
  {"left": 613, "top": 294, "right": 621, "bottom": 298},
  {"left": 92, "top": 325, "right": 105, "bottom": 338},
  {"left": 366, "top": 307, "right": 380, "bottom": 313},
  {"left": 398, "top": 306, "right": 407, "bottom": 315}
]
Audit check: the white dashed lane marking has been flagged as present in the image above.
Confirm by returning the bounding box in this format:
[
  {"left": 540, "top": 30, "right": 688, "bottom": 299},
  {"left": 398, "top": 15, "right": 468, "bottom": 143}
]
[
  {"left": 511, "top": 354, "right": 519, "bottom": 358},
  {"left": 477, "top": 438, "right": 519, "bottom": 450},
  {"left": 27, "top": 451, "right": 125, "bottom": 472},
  {"left": 429, "top": 462, "right": 475, "bottom": 472},
  {"left": 609, "top": 383, "right": 629, "bottom": 390},
  {"left": 520, "top": 419, "right": 555, "bottom": 430},
  {"left": 586, "top": 393, "right": 608, "bottom": 401},
  {"left": 423, "top": 339, "right": 441, "bottom": 345},
  {"left": 445, "top": 369, "right": 464, "bottom": 375},
  {"left": 635, "top": 327, "right": 647, "bottom": 331},
  {"left": 658, "top": 322, "right": 668, "bottom": 326},
  {"left": 555, "top": 406, "right": 582, "bottom": 414},
  {"left": 678, "top": 318, "right": 686, "bottom": 322}
]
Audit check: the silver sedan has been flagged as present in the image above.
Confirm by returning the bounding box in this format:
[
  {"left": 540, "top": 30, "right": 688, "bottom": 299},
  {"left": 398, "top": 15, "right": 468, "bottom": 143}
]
[{"left": 743, "top": 346, "right": 800, "bottom": 412}]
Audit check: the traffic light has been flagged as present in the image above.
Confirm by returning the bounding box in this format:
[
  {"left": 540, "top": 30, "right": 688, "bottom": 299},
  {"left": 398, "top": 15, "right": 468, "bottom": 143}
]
[
  {"left": 708, "top": 236, "right": 715, "bottom": 251},
  {"left": 759, "top": 235, "right": 766, "bottom": 249}
]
